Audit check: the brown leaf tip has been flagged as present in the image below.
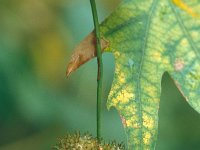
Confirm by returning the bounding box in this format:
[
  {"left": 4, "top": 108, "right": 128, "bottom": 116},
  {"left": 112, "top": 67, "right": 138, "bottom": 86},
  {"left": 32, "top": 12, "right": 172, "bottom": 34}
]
[{"left": 66, "top": 32, "right": 109, "bottom": 77}]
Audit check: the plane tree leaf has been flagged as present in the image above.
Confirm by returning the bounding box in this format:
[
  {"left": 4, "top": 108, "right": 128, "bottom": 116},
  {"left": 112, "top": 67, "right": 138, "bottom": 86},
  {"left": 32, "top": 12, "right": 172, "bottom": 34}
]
[{"left": 66, "top": 0, "right": 200, "bottom": 149}]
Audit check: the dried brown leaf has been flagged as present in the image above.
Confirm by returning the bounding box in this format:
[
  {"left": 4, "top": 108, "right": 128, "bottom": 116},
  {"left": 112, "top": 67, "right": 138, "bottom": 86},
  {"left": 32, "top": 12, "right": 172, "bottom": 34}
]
[{"left": 66, "top": 32, "right": 109, "bottom": 77}]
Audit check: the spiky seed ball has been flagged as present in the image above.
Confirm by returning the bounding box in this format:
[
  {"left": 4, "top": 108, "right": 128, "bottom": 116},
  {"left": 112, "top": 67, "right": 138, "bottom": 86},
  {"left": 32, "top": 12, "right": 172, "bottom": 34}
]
[{"left": 53, "top": 132, "right": 125, "bottom": 150}]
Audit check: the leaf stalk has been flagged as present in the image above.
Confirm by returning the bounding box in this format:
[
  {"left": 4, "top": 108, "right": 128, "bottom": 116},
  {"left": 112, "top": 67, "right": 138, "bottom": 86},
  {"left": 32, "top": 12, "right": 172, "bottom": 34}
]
[{"left": 90, "top": 0, "right": 103, "bottom": 143}]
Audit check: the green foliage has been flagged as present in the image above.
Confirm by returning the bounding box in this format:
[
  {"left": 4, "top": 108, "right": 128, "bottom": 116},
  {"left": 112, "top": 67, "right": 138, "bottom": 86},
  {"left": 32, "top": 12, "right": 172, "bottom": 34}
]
[{"left": 68, "top": 0, "right": 200, "bottom": 149}]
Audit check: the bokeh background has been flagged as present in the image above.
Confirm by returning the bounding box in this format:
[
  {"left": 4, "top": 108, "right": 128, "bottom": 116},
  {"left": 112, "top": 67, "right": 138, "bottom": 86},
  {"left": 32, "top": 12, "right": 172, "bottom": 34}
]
[{"left": 0, "top": 0, "right": 200, "bottom": 149}]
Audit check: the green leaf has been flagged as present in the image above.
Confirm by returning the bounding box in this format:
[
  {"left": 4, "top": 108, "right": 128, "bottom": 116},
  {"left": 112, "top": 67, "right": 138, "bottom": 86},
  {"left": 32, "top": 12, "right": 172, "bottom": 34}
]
[{"left": 67, "top": 0, "right": 200, "bottom": 149}]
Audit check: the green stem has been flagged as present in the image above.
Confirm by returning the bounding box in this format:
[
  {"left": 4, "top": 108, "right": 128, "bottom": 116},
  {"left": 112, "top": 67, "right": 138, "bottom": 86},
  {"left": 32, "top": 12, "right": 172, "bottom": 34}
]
[{"left": 90, "top": 0, "right": 103, "bottom": 143}]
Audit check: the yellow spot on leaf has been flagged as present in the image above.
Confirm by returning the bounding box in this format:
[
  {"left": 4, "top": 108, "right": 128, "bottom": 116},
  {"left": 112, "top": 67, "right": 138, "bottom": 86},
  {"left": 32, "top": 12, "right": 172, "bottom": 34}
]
[
  {"left": 145, "top": 86, "right": 157, "bottom": 98},
  {"left": 172, "top": 0, "right": 199, "bottom": 18},
  {"left": 114, "top": 51, "right": 120, "bottom": 57},
  {"left": 118, "top": 73, "right": 126, "bottom": 84},
  {"left": 126, "top": 120, "right": 140, "bottom": 129},
  {"left": 152, "top": 52, "right": 162, "bottom": 62},
  {"left": 180, "top": 38, "right": 188, "bottom": 47},
  {"left": 162, "top": 57, "right": 170, "bottom": 65},
  {"left": 191, "top": 31, "right": 199, "bottom": 39},
  {"left": 133, "top": 122, "right": 140, "bottom": 128},
  {"left": 126, "top": 115, "right": 140, "bottom": 129},
  {"left": 111, "top": 98, "right": 119, "bottom": 106},
  {"left": 115, "top": 63, "right": 121, "bottom": 73},
  {"left": 143, "top": 113, "right": 154, "bottom": 129},
  {"left": 112, "top": 84, "right": 135, "bottom": 105},
  {"left": 126, "top": 120, "right": 132, "bottom": 127},
  {"left": 111, "top": 86, "right": 135, "bottom": 106},
  {"left": 143, "top": 132, "right": 151, "bottom": 145},
  {"left": 125, "top": 105, "right": 137, "bottom": 114},
  {"left": 108, "top": 83, "right": 120, "bottom": 99},
  {"left": 109, "top": 90, "right": 114, "bottom": 98},
  {"left": 116, "top": 90, "right": 134, "bottom": 104}
]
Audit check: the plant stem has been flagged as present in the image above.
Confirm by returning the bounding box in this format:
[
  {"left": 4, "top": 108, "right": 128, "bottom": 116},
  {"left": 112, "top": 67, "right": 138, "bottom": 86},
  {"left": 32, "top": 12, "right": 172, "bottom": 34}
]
[{"left": 90, "top": 0, "right": 103, "bottom": 143}]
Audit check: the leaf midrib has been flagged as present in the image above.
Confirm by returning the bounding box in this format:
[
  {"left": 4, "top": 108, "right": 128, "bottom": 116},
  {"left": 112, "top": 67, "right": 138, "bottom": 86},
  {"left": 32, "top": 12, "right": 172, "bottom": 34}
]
[{"left": 137, "top": 0, "right": 159, "bottom": 148}]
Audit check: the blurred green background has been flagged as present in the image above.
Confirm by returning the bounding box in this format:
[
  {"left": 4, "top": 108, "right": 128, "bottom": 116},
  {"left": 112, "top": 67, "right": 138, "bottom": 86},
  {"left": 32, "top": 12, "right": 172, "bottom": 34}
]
[{"left": 0, "top": 0, "right": 200, "bottom": 149}]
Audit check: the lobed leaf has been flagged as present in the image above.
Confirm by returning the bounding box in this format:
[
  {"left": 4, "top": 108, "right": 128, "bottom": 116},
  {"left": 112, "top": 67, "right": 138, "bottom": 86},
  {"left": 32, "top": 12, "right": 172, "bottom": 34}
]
[{"left": 67, "top": 0, "right": 200, "bottom": 149}]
